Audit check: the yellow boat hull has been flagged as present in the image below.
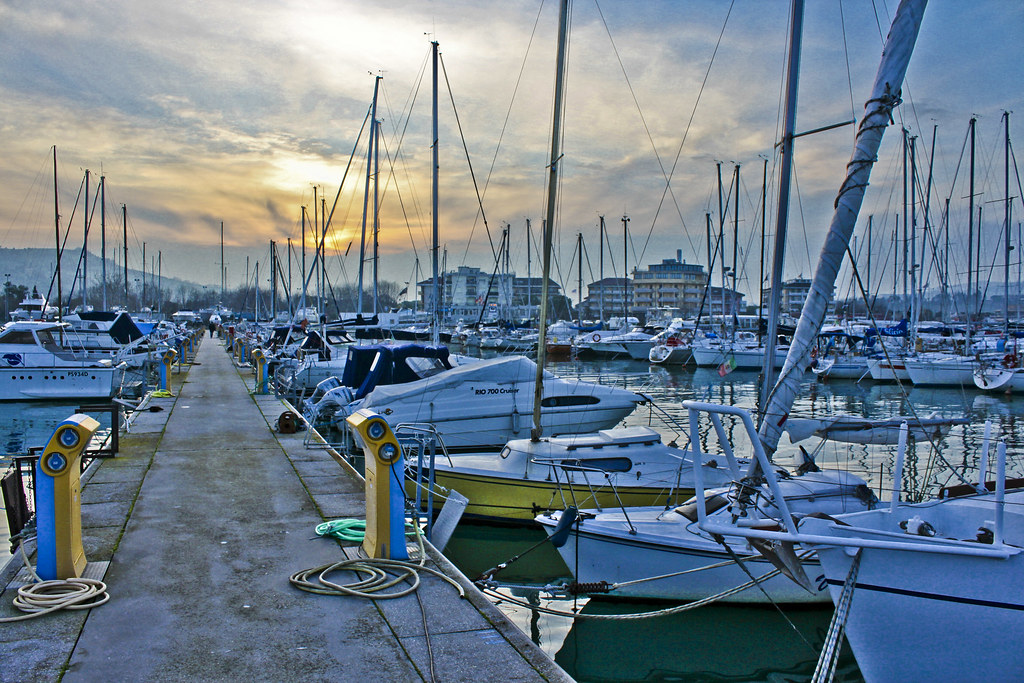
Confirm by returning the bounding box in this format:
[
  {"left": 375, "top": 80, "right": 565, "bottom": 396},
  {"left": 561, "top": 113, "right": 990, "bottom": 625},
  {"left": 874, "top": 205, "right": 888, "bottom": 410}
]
[{"left": 410, "top": 470, "right": 694, "bottom": 522}]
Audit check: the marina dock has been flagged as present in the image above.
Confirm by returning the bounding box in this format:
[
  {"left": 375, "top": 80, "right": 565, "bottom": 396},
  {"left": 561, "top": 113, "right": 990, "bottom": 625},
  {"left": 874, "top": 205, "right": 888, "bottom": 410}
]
[{"left": 1, "top": 336, "right": 571, "bottom": 682}]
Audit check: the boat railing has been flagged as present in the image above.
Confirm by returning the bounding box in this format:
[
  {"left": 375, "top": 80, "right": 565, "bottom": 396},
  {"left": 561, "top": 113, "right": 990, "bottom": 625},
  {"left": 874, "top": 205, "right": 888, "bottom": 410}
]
[
  {"left": 396, "top": 423, "right": 454, "bottom": 541},
  {"left": 681, "top": 401, "right": 1019, "bottom": 560},
  {"left": 531, "top": 457, "right": 637, "bottom": 532},
  {"left": 635, "top": 392, "right": 687, "bottom": 445}
]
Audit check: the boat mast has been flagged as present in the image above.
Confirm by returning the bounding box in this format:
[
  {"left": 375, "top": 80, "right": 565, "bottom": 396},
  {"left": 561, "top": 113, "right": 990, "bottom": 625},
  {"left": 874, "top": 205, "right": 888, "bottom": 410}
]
[
  {"left": 1005, "top": 110, "right": 1012, "bottom": 339},
  {"left": 732, "top": 164, "right": 740, "bottom": 339},
  {"left": 300, "top": 207, "right": 307, "bottom": 316},
  {"left": 598, "top": 215, "right": 605, "bottom": 323},
  {"left": 622, "top": 214, "right": 630, "bottom": 320},
  {"left": 122, "top": 205, "right": 128, "bottom": 308},
  {"left": 53, "top": 147, "right": 63, "bottom": 324},
  {"left": 531, "top": 0, "right": 570, "bottom": 441},
  {"left": 576, "top": 231, "right": 583, "bottom": 323},
  {"left": 101, "top": 175, "right": 106, "bottom": 310},
  {"left": 83, "top": 169, "right": 90, "bottom": 311},
  {"left": 910, "top": 132, "right": 918, "bottom": 338},
  {"left": 431, "top": 40, "right": 440, "bottom": 344},
  {"left": 758, "top": 0, "right": 804, "bottom": 418},
  {"left": 219, "top": 221, "right": 225, "bottom": 304},
  {"left": 758, "top": 157, "right": 767, "bottom": 338},
  {"left": 759, "top": 0, "right": 928, "bottom": 454},
  {"left": 968, "top": 116, "right": 976, "bottom": 347},
  {"left": 358, "top": 76, "right": 381, "bottom": 317}
]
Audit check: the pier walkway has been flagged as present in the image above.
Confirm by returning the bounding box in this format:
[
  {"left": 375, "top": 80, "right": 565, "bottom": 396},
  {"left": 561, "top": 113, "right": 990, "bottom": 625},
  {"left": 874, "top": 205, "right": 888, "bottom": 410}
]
[{"left": 1, "top": 336, "right": 570, "bottom": 682}]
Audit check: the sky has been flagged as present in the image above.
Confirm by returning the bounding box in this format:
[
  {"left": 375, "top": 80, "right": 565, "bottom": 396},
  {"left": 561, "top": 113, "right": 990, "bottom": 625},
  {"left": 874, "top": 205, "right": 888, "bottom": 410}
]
[{"left": 0, "top": 0, "right": 1022, "bottom": 306}]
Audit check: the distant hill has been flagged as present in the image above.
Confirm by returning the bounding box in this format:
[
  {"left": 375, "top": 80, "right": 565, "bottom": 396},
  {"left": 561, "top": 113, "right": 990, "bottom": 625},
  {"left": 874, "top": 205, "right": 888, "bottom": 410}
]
[{"left": 0, "top": 247, "right": 198, "bottom": 304}]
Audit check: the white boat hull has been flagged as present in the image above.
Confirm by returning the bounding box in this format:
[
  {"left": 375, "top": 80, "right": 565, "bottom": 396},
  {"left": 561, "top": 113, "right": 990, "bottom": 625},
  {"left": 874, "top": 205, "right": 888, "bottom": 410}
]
[
  {"left": 0, "top": 366, "right": 122, "bottom": 400},
  {"left": 537, "top": 508, "right": 826, "bottom": 603},
  {"left": 905, "top": 355, "right": 975, "bottom": 386},
  {"left": 803, "top": 493, "right": 1024, "bottom": 683}
]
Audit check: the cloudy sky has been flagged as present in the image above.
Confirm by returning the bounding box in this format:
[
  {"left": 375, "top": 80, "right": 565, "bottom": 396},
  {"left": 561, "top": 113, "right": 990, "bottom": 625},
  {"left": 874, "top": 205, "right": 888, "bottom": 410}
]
[{"left": 0, "top": 0, "right": 1021, "bottom": 305}]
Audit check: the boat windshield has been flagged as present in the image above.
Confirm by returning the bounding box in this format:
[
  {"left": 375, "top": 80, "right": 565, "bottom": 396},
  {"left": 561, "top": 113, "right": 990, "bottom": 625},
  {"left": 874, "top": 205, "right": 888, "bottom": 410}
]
[{"left": 36, "top": 329, "right": 63, "bottom": 353}]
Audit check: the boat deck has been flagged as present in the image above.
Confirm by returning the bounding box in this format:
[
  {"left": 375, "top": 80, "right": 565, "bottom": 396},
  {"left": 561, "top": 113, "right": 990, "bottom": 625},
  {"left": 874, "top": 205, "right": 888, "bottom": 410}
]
[{"left": 1, "top": 335, "right": 569, "bottom": 682}]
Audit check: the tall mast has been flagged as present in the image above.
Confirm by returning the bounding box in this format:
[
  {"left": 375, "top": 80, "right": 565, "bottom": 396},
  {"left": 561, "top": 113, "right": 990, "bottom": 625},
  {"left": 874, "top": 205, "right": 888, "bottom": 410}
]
[
  {"left": 300, "top": 207, "right": 307, "bottom": 315},
  {"left": 122, "top": 205, "right": 128, "bottom": 307},
  {"left": 100, "top": 175, "right": 106, "bottom": 310},
  {"left": 531, "top": 0, "right": 570, "bottom": 441},
  {"left": 53, "top": 147, "right": 62, "bottom": 322},
  {"left": 313, "top": 185, "right": 319, "bottom": 313},
  {"left": 373, "top": 106, "right": 380, "bottom": 317},
  {"left": 431, "top": 40, "right": 441, "bottom": 343},
  {"left": 758, "top": 157, "right": 767, "bottom": 334},
  {"left": 527, "top": 219, "right": 532, "bottom": 316},
  {"left": 576, "top": 232, "right": 583, "bottom": 322},
  {"left": 717, "top": 162, "right": 726, "bottom": 328},
  {"left": 83, "top": 169, "right": 90, "bottom": 310},
  {"left": 1005, "top": 111, "right": 1012, "bottom": 339},
  {"left": 622, "top": 214, "right": 630, "bottom": 320},
  {"left": 758, "top": 0, "right": 804, "bottom": 418},
  {"left": 910, "top": 132, "right": 918, "bottom": 336},
  {"left": 968, "top": 116, "right": 976, "bottom": 344},
  {"left": 759, "top": 0, "right": 927, "bottom": 453},
  {"left": 598, "top": 215, "right": 605, "bottom": 323},
  {"left": 732, "top": 164, "right": 740, "bottom": 334},
  {"left": 358, "top": 76, "right": 381, "bottom": 317},
  {"left": 220, "top": 221, "right": 225, "bottom": 302}
]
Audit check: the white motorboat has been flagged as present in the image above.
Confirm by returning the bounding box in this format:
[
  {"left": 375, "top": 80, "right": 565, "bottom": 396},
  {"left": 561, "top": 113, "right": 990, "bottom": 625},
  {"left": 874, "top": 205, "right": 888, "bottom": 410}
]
[
  {"left": 325, "top": 353, "right": 641, "bottom": 451},
  {"left": 0, "top": 321, "right": 126, "bottom": 400}
]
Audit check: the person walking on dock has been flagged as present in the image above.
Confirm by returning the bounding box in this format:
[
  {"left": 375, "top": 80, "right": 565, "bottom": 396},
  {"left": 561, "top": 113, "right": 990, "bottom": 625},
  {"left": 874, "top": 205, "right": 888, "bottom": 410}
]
[{"left": 209, "top": 313, "right": 222, "bottom": 337}]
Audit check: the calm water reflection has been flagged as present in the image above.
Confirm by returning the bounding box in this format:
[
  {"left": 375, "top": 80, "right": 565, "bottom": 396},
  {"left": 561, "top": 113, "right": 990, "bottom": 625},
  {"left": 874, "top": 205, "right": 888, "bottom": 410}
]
[{"left": 447, "top": 352, "right": 1024, "bottom": 682}]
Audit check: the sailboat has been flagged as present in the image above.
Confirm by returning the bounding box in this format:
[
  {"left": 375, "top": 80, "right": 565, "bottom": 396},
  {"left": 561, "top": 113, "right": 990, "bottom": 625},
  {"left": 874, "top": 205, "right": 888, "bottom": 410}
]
[{"left": 538, "top": 0, "right": 926, "bottom": 605}]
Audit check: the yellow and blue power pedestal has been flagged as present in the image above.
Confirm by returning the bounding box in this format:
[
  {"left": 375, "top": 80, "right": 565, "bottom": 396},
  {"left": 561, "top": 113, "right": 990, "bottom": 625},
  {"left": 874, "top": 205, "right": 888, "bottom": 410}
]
[
  {"left": 159, "top": 347, "right": 177, "bottom": 391},
  {"left": 345, "top": 409, "right": 408, "bottom": 560},
  {"left": 35, "top": 414, "right": 99, "bottom": 580},
  {"left": 252, "top": 347, "right": 268, "bottom": 394}
]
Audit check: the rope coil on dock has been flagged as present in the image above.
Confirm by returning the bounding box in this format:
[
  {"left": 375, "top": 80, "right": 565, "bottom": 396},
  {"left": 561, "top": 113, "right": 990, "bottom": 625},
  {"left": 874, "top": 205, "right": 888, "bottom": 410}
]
[{"left": 0, "top": 536, "right": 110, "bottom": 622}]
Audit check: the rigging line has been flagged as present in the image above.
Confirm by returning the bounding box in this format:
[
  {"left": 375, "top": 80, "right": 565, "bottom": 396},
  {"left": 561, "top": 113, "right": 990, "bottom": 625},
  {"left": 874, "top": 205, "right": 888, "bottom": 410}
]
[
  {"left": 791, "top": 159, "right": 815, "bottom": 279},
  {"left": 438, "top": 53, "right": 497, "bottom": 262},
  {"left": 320, "top": 105, "right": 373, "bottom": 256},
  {"left": 645, "top": 0, "right": 736, "bottom": 264},
  {"left": 838, "top": 0, "right": 857, "bottom": 123},
  {"left": 380, "top": 59, "right": 432, "bottom": 240},
  {"left": 467, "top": 0, "right": 547, "bottom": 264},
  {"left": 841, "top": 239, "right": 974, "bottom": 497},
  {"left": 591, "top": 0, "right": 696, "bottom": 262},
  {"left": 47, "top": 173, "right": 86, "bottom": 306},
  {"left": 375, "top": 118, "right": 424, "bottom": 267}
]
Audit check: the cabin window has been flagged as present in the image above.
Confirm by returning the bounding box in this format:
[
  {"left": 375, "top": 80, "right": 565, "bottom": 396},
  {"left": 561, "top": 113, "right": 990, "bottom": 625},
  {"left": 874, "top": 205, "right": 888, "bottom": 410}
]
[
  {"left": 0, "top": 331, "right": 35, "bottom": 345},
  {"left": 540, "top": 395, "right": 600, "bottom": 407}
]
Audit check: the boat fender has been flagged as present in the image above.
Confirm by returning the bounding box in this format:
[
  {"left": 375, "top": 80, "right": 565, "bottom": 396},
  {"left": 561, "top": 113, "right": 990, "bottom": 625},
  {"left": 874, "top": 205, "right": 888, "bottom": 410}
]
[
  {"left": 548, "top": 506, "right": 578, "bottom": 548},
  {"left": 277, "top": 410, "right": 301, "bottom": 434}
]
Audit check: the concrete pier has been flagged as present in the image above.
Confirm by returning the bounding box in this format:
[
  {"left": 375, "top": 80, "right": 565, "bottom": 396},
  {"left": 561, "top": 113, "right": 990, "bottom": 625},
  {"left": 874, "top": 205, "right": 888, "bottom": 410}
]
[{"left": 1, "top": 336, "right": 571, "bottom": 682}]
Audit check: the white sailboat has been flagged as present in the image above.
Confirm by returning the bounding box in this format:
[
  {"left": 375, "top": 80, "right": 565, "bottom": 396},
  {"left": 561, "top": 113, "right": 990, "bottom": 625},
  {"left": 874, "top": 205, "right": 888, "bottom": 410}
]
[{"left": 539, "top": 0, "right": 928, "bottom": 610}]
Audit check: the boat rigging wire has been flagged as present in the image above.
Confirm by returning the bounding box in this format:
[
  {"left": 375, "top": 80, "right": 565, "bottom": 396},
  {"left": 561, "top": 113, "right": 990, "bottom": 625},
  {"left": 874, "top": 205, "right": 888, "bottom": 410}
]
[
  {"left": 634, "top": 0, "right": 736, "bottom": 267},
  {"left": 461, "top": 0, "right": 547, "bottom": 266}
]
